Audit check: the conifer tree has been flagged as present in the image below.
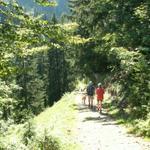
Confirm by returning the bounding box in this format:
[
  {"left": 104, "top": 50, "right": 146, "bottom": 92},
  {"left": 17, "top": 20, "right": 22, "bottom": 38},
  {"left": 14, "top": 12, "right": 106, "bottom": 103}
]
[{"left": 51, "top": 13, "right": 58, "bottom": 24}]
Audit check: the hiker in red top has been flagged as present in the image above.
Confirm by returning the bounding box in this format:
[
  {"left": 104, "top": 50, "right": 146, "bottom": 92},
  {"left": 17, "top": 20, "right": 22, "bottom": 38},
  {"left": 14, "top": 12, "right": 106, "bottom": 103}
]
[{"left": 96, "top": 83, "right": 105, "bottom": 113}]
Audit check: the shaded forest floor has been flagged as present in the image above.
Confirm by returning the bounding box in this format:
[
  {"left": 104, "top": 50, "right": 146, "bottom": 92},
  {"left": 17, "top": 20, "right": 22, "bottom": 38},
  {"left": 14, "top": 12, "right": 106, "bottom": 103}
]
[{"left": 74, "top": 94, "right": 150, "bottom": 150}]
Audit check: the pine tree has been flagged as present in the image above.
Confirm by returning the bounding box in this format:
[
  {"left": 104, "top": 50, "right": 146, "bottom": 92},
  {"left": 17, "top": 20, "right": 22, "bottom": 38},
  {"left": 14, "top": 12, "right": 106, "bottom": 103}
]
[{"left": 51, "top": 13, "right": 58, "bottom": 24}]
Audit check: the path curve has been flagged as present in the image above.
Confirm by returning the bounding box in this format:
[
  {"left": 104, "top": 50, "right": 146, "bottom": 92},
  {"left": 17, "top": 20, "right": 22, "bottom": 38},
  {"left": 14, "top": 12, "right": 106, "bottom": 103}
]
[{"left": 75, "top": 94, "right": 150, "bottom": 150}]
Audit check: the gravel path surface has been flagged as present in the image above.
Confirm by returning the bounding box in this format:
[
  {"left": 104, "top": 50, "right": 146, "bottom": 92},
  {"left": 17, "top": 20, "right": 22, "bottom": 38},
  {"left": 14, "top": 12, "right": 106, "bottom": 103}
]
[{"left": 75, "top": 94, "right": 150, "bottom": 150}]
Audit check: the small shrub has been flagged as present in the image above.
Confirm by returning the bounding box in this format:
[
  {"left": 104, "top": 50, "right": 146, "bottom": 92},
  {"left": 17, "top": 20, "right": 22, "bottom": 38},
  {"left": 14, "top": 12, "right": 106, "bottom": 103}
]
[
  {"left": 29, "top": 134, "right": 61, "bottom": 150},
  {"left": 23, "top": 121, "right": 36, "bottom": 145}
]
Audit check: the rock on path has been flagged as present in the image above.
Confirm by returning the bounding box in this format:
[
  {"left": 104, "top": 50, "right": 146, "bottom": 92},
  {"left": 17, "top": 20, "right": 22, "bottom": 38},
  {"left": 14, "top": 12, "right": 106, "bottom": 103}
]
[{"left": 75, "top": 94, "right": 150, "bottom": 150}]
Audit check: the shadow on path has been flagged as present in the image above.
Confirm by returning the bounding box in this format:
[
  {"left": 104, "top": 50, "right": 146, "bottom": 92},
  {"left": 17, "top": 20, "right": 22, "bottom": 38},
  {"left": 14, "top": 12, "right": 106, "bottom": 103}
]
[{"left": 83, "top": 115, "right": 117, "bottom": 125}]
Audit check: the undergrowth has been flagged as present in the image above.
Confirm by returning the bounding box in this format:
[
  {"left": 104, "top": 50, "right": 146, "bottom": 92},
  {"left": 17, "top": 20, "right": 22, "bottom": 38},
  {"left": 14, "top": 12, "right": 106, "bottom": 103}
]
[
  {"left": 103, "top": 87, "right": 150, "bottom": 139},
  {"left": 0, "top": 93, "right": 80, "bottom": 150}
]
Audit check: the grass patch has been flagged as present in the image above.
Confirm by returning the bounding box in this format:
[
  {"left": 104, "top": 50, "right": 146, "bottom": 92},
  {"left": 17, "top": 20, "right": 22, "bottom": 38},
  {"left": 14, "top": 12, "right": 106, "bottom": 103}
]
[
  {"left": 0, "top": 93, "right": 80, "bottom": 150},
  {"left": 103, "top": 91, "right": 150, "bottom": 140},
  {"left": 32, "top": 92, "right": 79, "bottom": 150}
]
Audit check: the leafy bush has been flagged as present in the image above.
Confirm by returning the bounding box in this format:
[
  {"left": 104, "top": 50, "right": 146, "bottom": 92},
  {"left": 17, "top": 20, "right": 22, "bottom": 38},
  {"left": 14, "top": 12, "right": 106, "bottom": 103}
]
[
  {"left": 29, "top": 132, "right": 61, "bottom": 150},
  {"left": 130, "top": 113, "right": 150, "bottom": 137}
]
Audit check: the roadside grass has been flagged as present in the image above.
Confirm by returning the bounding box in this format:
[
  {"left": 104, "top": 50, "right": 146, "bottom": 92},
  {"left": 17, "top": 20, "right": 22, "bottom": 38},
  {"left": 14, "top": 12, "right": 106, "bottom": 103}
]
[
  {"left": 0, "top": 92, "right": 81, "bottom": 150},
  {"left": 103, "top": 92, "right": 150, "bottom": 140},
  {"left": 32, "top": 92, "right": 80, "bottom": 150}
]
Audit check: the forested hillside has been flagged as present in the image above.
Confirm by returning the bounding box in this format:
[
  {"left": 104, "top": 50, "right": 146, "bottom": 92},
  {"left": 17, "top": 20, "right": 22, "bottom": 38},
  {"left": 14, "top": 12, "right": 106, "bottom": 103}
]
[
  {"left": 0, "top": 0, "right": 150, "bottom": 149},
  {"left": 17, "top": 0, "right": 69, "bottom": 18},
  {"left": 0, "top": 0, "right": 81, "bottom": 148},
  {"left": 0, "top": 0, "right": 80, "bottom": 123}
]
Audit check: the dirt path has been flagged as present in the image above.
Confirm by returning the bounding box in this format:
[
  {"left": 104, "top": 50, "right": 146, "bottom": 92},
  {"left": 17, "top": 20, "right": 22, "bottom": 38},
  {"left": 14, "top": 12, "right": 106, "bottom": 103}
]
[{"left": 75, "top": 94, "right": 150, "bottom": 150}]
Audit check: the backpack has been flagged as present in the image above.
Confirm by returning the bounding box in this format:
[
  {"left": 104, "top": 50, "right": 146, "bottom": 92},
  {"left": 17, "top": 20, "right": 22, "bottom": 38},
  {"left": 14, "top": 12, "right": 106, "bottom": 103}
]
[{"left": 87, "top": 85, "right": 94, "bottom": 95}]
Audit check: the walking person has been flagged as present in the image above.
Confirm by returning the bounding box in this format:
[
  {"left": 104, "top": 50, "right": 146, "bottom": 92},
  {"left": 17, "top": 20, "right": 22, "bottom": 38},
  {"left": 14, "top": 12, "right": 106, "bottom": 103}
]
[
  {"left": 96, "top": 83, "right": 105, "bottom": 113},
  {"left": 86, "top": 81, "right": 95, "bottom": 108}
]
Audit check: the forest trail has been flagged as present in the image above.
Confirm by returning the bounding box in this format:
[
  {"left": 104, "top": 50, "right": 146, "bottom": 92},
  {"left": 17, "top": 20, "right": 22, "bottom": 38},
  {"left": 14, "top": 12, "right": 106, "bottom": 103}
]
[{"left": 75, "top": 94, "right": 150, "bottom": 150}]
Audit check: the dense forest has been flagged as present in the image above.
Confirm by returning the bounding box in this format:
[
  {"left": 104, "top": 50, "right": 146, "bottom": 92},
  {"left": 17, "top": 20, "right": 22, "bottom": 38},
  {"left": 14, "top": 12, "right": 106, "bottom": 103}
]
[
  {"left": 0, "top": 0, "right": 150, "bottom": 149},
  {"left": 0, "top": 0, "right": 78, "bottom": 122}
]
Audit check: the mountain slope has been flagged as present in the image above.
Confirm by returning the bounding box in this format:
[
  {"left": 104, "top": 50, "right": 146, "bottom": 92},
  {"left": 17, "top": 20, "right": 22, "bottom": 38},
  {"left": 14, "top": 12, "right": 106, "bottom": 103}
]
[
  {"left": 17, "top": 0, "right": 69, "bottom": 18},
  {"left": 0, "top": 93, "right": 79, "bottom": 149}
]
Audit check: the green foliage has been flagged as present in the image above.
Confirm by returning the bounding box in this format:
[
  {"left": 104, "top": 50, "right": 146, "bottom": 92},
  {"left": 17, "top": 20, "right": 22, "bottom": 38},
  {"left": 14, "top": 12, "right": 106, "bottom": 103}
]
[
  {"left": 69, "top": 0, "right": 150, "bottom": 114},
  {"left": 104, "top": 85, "right": 150, "bottom": 138},
  {"left": 35, "top": 0, "right": 57, "bottom": 7},
  {"left": 0, "top": 79, "right": 21, "bottom": 120},
  {"left": 69, "top": 0, "right": 150, "bottom": 50},
  {"left": 0, "top": 0, "right": 79, "bottom": 124},
  {"left": 132, "top": 113, "right": 150, "bottom": 137},
  {"left": 29, "top": 131, "right": 61, "bottom": 150},
  {"left": 0, "top": 93, "right": 78, "bottom": 150},
  {"left": 103, "top": 46, "right": 150, "bottom": 119},
  {"left": 0, "top": 0, "right": 81, "bottom": 148}
]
